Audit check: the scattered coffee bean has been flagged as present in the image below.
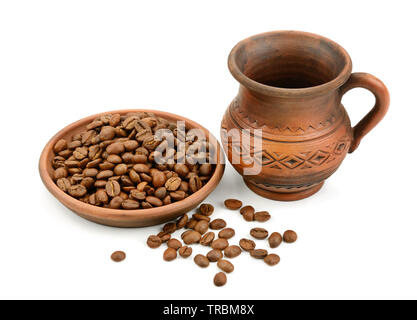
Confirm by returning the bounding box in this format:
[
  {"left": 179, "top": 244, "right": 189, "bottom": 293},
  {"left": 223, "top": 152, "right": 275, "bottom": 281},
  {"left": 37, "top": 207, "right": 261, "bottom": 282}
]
[
  {"left": 167, "top": 238, "right": 182, "bottom": 250},
  {"left": 224, "top": 199, "right": 242, "bottom": 210},
  {"left": 224, "top": 245, "right": 242, "bottom": 258},
  {"left": 254, "top": 211, "right": 271, "bottom": 222},
  {"left": 217, "top": 259, "right": 234, "bottom": 273},
  {"left": 283, "top": 230, "right": 297, "bottom": 243},
  {"left": 183, "top": 230, "right": 202, "bottom": 245},
  {"left": 239, "top": 238, "right": 256, "bottom": 251},
  {"left": 250, "top": 227, "right": 269, "bottom": 239},
  {"left": 218, "top": 228, "right": 235, "bottom": 239},
  {"left": 111, "top": 251, "right": 126, "bottom": 262},
  {"left": 163, "top": 248, "right": 177, "bottom": 261},
  {"left": 211, "top": 238, "right": 229, "bottom": 251},
  {"left": 209, "top": 219, "right": 226, "bottom": 230},
  {"left": 207, "top": 249, "right": 223, "bottom": 262},
  {"left": 213, "top": 272, "right": 227, "bottom": 287},
  {"left": 178, "top": 246, "right": 192, "bottom": 258},
  {"left": 192, "top": 213, "right": 210, "bottom": 222},
  {"left": 176, "top": 214, "right": 188, "bottom": 229},
  {"left": 268, "top": 232, "right": 282, "bottom": 248},
  {"left": 159, "top": 233, "right": 171, "bottom": 243},
  {"left": 240, "top": 205, "right": 255, "bottom": 215},
  {"left": 194, "top": 254, "right": 210, "bottom": 268},
  {"left": 200, "top": 232, "right": 215, "bottom": 246},
  {"left": 147, "top": 235, "right": 162, "bottom": 248},
  {"left": 199, "top": 203, "right": 214, "bottom": 216},
  {"left": 186, "top": 219, "right": 198, "bottom": 229},
  {"left": 242, "top": 210, "right": 254, "bottom": 222},
  {"left": 264, "top": 254, "right": 280, "bottom": 266},
  {"left": 163, "top": 222, "right": 177, "bottom": 234},
  {"left": 250, "top": 249, "right": 268, "bottom": 259},
  {"left": 194, "top": 220, "right": 209, "bottom": 234}
]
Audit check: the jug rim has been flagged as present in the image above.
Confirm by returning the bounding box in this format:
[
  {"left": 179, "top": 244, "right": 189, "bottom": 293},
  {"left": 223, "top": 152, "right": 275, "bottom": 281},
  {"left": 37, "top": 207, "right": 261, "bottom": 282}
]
[{"left": 228, "top": 30, "right": 353, "bottom": 97}]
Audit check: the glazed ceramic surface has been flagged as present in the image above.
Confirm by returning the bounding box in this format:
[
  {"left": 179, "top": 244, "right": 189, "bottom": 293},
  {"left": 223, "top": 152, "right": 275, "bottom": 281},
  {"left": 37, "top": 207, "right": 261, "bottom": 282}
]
[
  {"left": 39, "top": 109, "right": 225, "bottom": 227},
  {"left": 221, "top": 31, "right": 389, "bottom": 201}
]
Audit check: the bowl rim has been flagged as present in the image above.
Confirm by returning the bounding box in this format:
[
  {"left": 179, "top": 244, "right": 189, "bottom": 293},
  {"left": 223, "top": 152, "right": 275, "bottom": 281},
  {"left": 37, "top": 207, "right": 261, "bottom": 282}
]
[{"left": 39, "top": 109, "right": 225, "bottom": 224}]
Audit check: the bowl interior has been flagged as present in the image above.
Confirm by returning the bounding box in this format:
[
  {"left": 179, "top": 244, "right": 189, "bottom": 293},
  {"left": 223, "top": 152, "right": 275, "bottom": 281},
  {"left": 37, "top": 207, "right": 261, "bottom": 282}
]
[{"left": 39, "top": 109, "right": 225, "bottom": 227}]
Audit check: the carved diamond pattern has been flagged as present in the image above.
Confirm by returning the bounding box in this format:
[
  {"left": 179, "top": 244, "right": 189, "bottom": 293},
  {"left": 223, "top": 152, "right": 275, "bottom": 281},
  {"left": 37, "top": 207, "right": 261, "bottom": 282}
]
[{"left": 307, "top": 150, "right": 330, "bottom": 166}]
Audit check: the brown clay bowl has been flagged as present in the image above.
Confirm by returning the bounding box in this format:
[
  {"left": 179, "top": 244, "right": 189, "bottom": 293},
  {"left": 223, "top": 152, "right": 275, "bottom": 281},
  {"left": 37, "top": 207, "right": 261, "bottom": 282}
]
[{"left": 39, "top": 109, "right": 225, "bottom": 228}]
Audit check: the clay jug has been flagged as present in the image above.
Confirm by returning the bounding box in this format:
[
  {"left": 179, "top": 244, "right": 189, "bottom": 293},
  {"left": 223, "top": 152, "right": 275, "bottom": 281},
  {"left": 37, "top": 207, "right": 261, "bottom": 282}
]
[{"left": 221, "top": 31, "right": 389, "bottom": 200}]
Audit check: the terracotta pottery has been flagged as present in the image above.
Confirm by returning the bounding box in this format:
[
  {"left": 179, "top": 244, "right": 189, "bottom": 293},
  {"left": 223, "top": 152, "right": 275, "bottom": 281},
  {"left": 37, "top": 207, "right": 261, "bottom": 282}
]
[
  {"left": 221, "top": 31, "right": 389, "bottom": 201},
  {"left": 39, "top": 109, "right": 225, "bottom": 227}
]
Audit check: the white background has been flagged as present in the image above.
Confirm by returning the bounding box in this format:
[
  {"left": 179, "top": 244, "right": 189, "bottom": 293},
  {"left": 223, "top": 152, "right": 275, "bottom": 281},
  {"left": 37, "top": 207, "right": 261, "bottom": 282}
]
[{"left": 0, "top": 0, "right": 416, "bottom": 300}]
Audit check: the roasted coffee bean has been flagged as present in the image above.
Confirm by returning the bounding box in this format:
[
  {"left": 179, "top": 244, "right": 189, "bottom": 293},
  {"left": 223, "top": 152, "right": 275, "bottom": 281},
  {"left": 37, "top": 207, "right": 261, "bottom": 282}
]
[
  {"left": 105, "top": 180, "right": 121, "bottom": 197},
  {"left": 199, "top": 203, "right": 214, "bottom": 216},
  {"left": 217, "top": 259, "right": 234, "bottom": 273},
  {"left": 169, "top": 190, "right": 185, "bottom": 201},
  {"left": 167, "top": 238, "right": 182, "bottom": 250},
  {"left": 218, "top": 228, "right": 235, "bottom": 239},
  {"left": 54, "top": 167, "right": 68, "bottom": 180},
  {"left": 147, "top": 235, "right": 162, "bottom": 248},
  {"left": 96, "top": 170, "right": 113, "bottom": 180},
  {"left": 100, "top": 126, "right": 115, "bottom": 141},
  {"left": 178, "top": 246, "right": 192, "bottom": 258},
  {"left": 250, "top": 227, "right": 269, "bottom": 239},
  {"left": 165, "top": 176, "right": 181, "bottom": 191},
  {"left": 211, "top": 238, "right": 229, "bottom": 251},
  {"left": 200, "top": 232, "right": 215, "bottom": 246},
  {"left": 111, "top": 251, "right": 126, "bottom": 262},
  {"left": 199, "top": 164, "right": 212, "bottom": 176},
  {"left": 183, "top": 230, "right": 201, "bottom": 245},
  {"left": 207, "top": 249, "right": 223, "bottom": 262},
  {"left": 192, "top": 213, "right": 210, "bottom": 222},
  {"left": 250, "top": 249, "right": 268, "bottom": 259},
  {"left": 163, "top": 248, "right": 177, "bottom": 261},
  {"left": 194, "top": 220, "right": 209, "bottom": 234},
  {"left": 121, "top": 199, "right": 140, "bottom": 209},
  {"left": 152, "top": 171, "right": 166, "bottom": 188},
  {"left": 146, "top": 196, "right": 163, "bottom": 207},
  {"left": 154, "top": 187, "right": 167, "bottom": 199},
  {"left": 159, "top": 233, "right": 171, "bottom": 243},
  {"left": 132, "top": 163, "right": 150, "bottom": 174},
  {"left": 194, "top": 254, "right": 210, "bottom": 268},
  {"left": 264, "top": 254, "right": 280, "bottom": 266},
  {"left": 186, "top": 219, "right": 198, "bottom": 229},
  {"left": 109, "top": 196, "right": 123, "bottom": 209},
  {"left": 240, "top": 205, "right": 255, "bottom": 216},
  {"left": 163, "top": 222, "right": 177, "bottom": 234},
  {"left": 123, "top": 140, "right": 139, "bottom": 151},
  {"left": 130, "top": 189, "right": 146, "bottom": 201},
  {"left": 96, "top": 189, "right": 109, "bottom": 204},
  {"left": 213, "top": 272, "right": 227, "bottom": 287},
  {"left": 239, "top": 238, "right": 256, "bottom": 251},
  {"left": 68, "top": 184, "right": 87, "bottom": 197},
  {"left": 224, "top": 245, "right": 241, "bottom": 258},
  {"left": 210, "top": 219, "right": 226, "bottom": 230},
  {"left": 56, "top": 178, "right": 71, "bottom": 192},
  {"left": 189, "top": 175, "right": 202, "bottom": 193},
  {"left": 81, "top": 177, "right": 94, "bottom": 189},
  {"left": 54, "top": 139, "right": 67, "bottom": 153},
  {"left": 109, "top": 113, "right": 121, "bottom": 127},
  {"left": 106, "top": 142, "right": 125, "bottom": 154},
  {"left": 242, "top": 210, "right": 254, "bottom": 222},
  {"left": 174, "top": 164, "right": 189, "bottom": 178},
  {"left": 268, "top": 232, "right": 283, "bottom": 248},
  {"left": 254, "top": 211, "right": 271, "bottom": 222},
  {"left": 224, "top": 199, "right": 242, "bottom": 210},
  {"left": 176, "top": 214, "right": 188, "bottom": 229},
  {"left": 181, "top": 230, "right": 192, "bottom": 240},
  {"left": 83, "top": 168, "right": 99, "bottom": 177},
  {"left": 283, "top": 230, "right": 297, "bottom": 243}
]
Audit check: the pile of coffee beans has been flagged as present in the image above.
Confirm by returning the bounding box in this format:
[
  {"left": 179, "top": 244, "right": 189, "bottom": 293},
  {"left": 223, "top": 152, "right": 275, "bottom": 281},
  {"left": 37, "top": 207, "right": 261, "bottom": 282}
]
[
  {"left": 51, "top": 112, "right": 215, "bottom": 209},
  {"left": 145, "top": 199, "right": 297, "bottom": 287}
]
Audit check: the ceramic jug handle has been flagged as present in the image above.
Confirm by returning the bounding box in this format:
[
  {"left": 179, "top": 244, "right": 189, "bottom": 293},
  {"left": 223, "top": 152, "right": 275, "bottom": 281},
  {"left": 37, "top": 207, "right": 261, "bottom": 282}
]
[{"left": 339, "top": 72, "right": 390, "bottom": 153}]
